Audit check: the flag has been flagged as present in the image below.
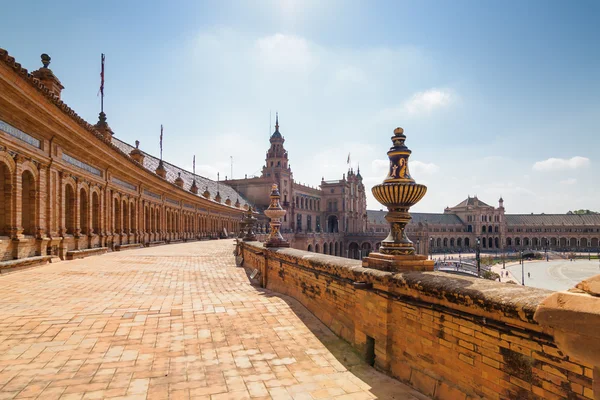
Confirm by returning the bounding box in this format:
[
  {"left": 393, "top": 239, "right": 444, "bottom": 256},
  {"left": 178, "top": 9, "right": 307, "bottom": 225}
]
[
  {"left": 100, "top": 54, "right": 105, "bottom": 97},
  {"left": 193, "top": 155, "right": 196, "bottom": 175},
  {"left": 160, "top": 125, "right": 163, "bottom": 159},
  {"left": 347, "top": 153, "right": 351, "bottom": 165}
]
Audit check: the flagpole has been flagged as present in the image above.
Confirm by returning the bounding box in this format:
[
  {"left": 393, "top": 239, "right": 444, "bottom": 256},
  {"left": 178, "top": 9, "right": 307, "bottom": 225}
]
[
  {"left": 100, "top": 54, "right": 105, "bottom": 114},
  {"left": 160, "top": 125, "right": 163, "bottom": 160}
]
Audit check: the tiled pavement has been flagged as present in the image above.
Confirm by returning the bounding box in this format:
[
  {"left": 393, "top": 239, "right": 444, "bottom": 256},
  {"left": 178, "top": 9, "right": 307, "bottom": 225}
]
[{"left": 0, "top": 240, "right": 429, "bottom": 400}]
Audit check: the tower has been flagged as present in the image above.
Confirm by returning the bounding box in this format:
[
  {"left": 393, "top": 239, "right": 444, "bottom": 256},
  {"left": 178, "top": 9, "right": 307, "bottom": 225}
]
[{"left": 261, "top": 113, "right": 293, "bottom": 229}]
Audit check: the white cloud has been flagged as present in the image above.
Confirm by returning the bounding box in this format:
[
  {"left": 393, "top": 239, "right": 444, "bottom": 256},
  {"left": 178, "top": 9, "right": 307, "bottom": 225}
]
[
  {"left": 403, "top": 89, "right": 454, "bottom": 115},
  {"left": 371, "top": 159, "right": 388, "bottom": 175},
  {"left": 335, "top": 65, "right": 367, "bottom": 84},
  {"left": 254, "top": 33, "right": 316, "bottom": 73},
  {"left": 532, "top": 156, "right": 590, "bottom": 172},
  {"left": 560, "top": 178, "right": 577, "bottom": 185},
  {"left": 410, "top": 160, "right": 439, "bottom": 176},
  {"left": 377, "top": 88, "right": 456, "bottom": 122}
]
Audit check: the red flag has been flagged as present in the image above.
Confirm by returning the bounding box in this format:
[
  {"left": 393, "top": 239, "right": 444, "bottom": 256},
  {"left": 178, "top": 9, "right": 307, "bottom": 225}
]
[{"left": 100, "top": 54, "right": 105, "bottom": 97}]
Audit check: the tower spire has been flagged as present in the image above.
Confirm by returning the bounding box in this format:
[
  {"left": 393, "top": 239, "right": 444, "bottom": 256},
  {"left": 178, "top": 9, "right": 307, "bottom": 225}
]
[{"left": 275, "top": 112, "right": 279, "bottom": 132}]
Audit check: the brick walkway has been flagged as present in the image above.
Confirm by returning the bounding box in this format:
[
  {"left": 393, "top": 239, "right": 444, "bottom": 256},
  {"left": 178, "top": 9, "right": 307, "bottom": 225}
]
[{"left": 0, "top": 240, "right": 429, "bottom": 400}]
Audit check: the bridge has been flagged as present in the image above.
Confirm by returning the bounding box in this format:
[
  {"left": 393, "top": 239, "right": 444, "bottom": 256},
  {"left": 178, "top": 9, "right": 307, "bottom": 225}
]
[{"left": 434, "top": 260, "right": 491, "bottom": 277}]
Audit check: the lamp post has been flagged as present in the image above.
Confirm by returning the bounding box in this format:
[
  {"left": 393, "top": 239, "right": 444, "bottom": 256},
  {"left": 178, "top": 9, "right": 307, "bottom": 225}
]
[
  {"left": 476, "top": 237, "right": 481, "bottom": 277},
  {"left": 544, "top": 238, "right": 548, "bottom": 262},
  {"left": 429, "top": 237, "right": 433, "bottom": 260},
  {"left": 417, "top": 239, "right": 420, "bottom": 255},
  {"left": 521, "top": 250, "right": 525, "bottom": 285}
]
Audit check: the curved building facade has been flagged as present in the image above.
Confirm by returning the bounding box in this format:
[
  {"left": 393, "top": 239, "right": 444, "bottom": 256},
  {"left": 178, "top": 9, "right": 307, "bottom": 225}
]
[
  {"left": 365, "top": 196, "right": 600, "bottom": 255},
  {"left": 0, "top": 50, "right": 248, "bottom": 261}
]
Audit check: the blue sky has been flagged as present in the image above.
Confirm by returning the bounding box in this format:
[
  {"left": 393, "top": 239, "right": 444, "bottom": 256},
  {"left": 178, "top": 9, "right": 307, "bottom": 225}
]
[{"left": 2, "top": 0, "right": 599, "bottom": 213}]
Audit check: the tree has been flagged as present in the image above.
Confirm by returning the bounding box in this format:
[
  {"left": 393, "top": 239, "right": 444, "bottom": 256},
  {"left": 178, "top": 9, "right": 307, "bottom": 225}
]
[{"left": 567, "top": 209, "right": 599, "bottom": 215}]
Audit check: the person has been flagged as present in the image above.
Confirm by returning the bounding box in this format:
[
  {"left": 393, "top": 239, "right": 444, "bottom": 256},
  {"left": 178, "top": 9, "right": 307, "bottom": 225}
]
[{"left": 528, "top": 272, "right": 530, "bottom": 278}]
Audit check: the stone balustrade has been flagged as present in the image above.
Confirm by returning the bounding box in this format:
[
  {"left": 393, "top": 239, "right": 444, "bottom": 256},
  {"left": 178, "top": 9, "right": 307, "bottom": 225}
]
[{"left": 238, "top": 241, "right": 597, "bottom": 399}]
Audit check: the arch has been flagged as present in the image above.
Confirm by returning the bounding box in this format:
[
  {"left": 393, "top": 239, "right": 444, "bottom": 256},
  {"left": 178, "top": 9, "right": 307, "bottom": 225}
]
[
  {"left": 65, "top": 183, "right": 76, "bottom": 235},
  {"left": 482, "top": 238, "right": 487, "bottom": 248},
  {"left": 482, "top": 226, "right": 486, "bottom": 233},
  {"left": 0, "top": 160, "right": 13, "bottom": 236},
  {"left": 334, "top": 242, "right": 339, "bottom": 256},
  {"left": 488, "top": 225, "right": 493, "bottom": 233},
  {"left": 361, "top": 242, "right": 372, "bottom": 258},
  {"left": 464, "top": 237, "right": 470, "bottom": 248},
  {"left": 551, "top": 237, "right": 558, "bottom": 247},
  {"left": 113, "top": 197, "right": 121, "bottom": 233},
  {"left": 315, "top": 243, "right": 320, "bottom": 253},
  {"left": 559, "top": 237, "right": 567, "bottom": 247},
  {"left": 329, "top": 241, "right": 334, "bottom": 255},
  {"left": 79, "top": 187, "right": 89, "bottom": 235},
  {"left": 580, "top": 238, "right": 589, "bottom": 248},
  {"left": 591, "top": 238, "right": 599, "bottom": 248},
  {"left": 91, "top": 191, "right": 100, "bottom": 234},
  {"left": 450, "top": 238, "right": 455, "bottom": 247},
  {"left": 507, "top": 237, "right": 512, "bottom": 247},
  {"left": 307, "top": 244, "right": 313, "bottom": 252},
  {"left": 122, "top": 200, "right": 129, "bottom": 233},
  {"left": 524, "top": 237, "right": 530, "bottom": 247},
  {"left": 494, "top": 226, "right": 499, "bottom": 233},
  {"left": 349, "top": 242, "right": 360, "bottom": 259},
  {"left": 495, "top": 237, "right": 499, "bottom": 249},
  {"left": 443, "top": 238, "right": 448, "bottom": 247},
  {"left": 0, "top": 151, "right": 16, "bottom": 174},
  {"left": 569, "top": 238, "right": 577, "bottom": 248},
  {"left": 21, "top": 169, "right": 36, "bottom": 235},
  {"left": 436, "top": 238, "right": 442, "bottom": 247},
  {"left": 130, "top": 202, "right": 136, "bottom": 234},
  {"left": 488, "top": 237, "right": 493, "bottom": 248},
  {"left": 457, "top": 238, "right": 462, "bottom": 248},
  {"left": 515, "top": 237, "right": 521, "bottom": 246},
  {"left": 323, "top": 243, "right": 328, "bottom": 254},
  {"left": 533, "top": 238, "right": 539, "bottom": 247}
]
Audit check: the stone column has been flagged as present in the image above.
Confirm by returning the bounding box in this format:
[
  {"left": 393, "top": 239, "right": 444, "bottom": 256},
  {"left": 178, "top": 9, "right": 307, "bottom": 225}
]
[
  {"left": 11, "top": 154, "right": 23, "bottom": 239},
  {"left": 58, "top": 171, "right": 66, "bottom": 237}
]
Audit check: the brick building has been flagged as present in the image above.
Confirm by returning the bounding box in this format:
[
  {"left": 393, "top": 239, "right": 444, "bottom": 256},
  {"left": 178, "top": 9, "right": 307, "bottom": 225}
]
[
  {"left": 365, "top": 195, "right": 600, "bottom": 256},
  {"left": 225, "top": 114, "right": 368, "bottom": 256},
  {"left": 0, "top": 50, "right": 249, "bottom": 261}
]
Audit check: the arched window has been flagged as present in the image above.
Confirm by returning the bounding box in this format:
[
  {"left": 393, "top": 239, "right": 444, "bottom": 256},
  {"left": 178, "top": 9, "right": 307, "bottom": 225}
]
[
  {"left": 122, "top": 200, "right": 129, "bottom": 233},
  {"left": 130, "top": 203, "right": 136, "bottom": 234},
  {"left": 323, "top": 243, "right": 328, "bottom": 254},
  {"left": 482, "top": 226, "right": 486, "bottom": 233},
  {"left": 21, "top": 170, "right": 36, "bottom": 235},
  {"left": 308, "top": 244, "right": 313, "bottom": 252},
  {"left": 92, "top": 192, "right": 100, "bottom": 234},
  {"left": 79, "top": 188, "right": 88, "bottom": 235},
  {"left": 65, "top": 184, "right": 76, "bottom": 234},
  {"left": 0, "top": 162, "right": 12, "bottom": 236}
]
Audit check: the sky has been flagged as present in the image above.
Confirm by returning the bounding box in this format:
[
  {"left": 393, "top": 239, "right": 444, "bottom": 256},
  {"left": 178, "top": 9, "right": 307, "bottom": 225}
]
[{"left": 2, "top": 0, "right": 599, "bottom": 213}]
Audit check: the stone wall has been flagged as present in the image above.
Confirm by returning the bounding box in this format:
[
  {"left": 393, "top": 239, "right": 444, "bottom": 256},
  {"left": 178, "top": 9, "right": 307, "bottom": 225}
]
[{"left": 239, "top": 241, "right": 595, "bottom": 400}]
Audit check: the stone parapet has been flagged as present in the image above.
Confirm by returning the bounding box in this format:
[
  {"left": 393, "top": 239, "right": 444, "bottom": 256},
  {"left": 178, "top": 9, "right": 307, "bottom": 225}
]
[{"left": 239, "top": 241, "right": 595, "bottom": 400}]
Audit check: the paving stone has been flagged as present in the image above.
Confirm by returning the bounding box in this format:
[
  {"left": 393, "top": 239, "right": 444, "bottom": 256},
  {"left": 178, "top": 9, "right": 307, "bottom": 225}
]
[{"left": 0, "top": 240, "right": 429, "bottom": 399}]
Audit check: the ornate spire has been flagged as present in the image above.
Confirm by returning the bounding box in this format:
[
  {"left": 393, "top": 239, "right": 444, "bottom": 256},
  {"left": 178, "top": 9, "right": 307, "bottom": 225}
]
[{"left": 270, "top": 112, "right": 282, "bottom": 139}]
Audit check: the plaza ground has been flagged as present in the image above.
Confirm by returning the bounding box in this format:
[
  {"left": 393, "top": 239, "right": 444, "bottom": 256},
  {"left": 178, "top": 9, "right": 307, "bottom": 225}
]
[
  {"left": 0, "top": 240, "right": 428, "bottom": 400},
  {"left": 505, "top": 259, "right": 600, "bottom": 291}
]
